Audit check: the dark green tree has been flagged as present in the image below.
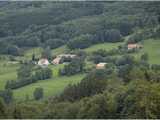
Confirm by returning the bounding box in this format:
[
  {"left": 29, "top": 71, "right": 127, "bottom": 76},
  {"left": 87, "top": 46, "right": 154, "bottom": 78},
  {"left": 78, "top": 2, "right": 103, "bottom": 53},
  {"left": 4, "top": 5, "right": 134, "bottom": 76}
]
[
  {"left": 41, "top": 46, "right": 52, "bottom": 60},
  {"left": 0, "top": 98, "right": 7, "bottom": 118},
  {"left": 141, "top": 53, "right": 149, "bottom": 61},
  {"left": 33, "top": 87, "right": 44, "bottom": 100}
]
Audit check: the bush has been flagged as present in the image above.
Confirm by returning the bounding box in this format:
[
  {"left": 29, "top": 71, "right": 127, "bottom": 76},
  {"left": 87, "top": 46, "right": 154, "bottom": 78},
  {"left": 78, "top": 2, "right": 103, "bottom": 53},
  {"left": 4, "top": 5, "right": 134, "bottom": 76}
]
[
  {"left": 35, "top": 67, "right": 53, "bottom": 80},
  {"left": 33, "top": 87, "right": 43, "bottom": 100},
  {"left": 0, "top": 98, "right": 7, "bottom": 118},
  {"left": 141, "top": 53, "right": 148, "bottom": 61},
  {"left": 0, "top": 89, "right": 13, "bottom": 104}
]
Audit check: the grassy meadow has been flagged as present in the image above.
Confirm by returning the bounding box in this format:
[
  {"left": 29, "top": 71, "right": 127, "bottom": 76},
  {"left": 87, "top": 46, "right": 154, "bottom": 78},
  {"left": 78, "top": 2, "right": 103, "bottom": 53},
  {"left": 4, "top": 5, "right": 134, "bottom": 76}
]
[
  {"left": 132, "top": 39, "right": 160, "bottom": 64},
  {"left": 141, "top": 39, "right": 160, "bottom": 64},
  {"left": 84, "top": 42, "right": 124, "bottom": 53},
  {"left": 51, "top": 45, "right": 70, "bottom": 56},
  {"left": 0, "top": 61, "right": 18, "bottom": 90},
  {"left": 0, "top": 58, "right": 85, "bottom": 101},
  {"left": 0, "top": 38, "right": 159, "bottom": 101},
  {"left": 13, "top": 74, "right": 85, "bottom": 101}
]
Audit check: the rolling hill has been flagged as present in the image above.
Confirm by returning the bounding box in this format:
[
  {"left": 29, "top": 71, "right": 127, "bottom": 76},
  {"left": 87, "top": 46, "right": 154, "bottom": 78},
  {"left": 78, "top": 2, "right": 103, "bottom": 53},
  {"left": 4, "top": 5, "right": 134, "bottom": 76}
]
[
  {"left": 0, "top": 1, "right": 159, "bottom": 102},
  {"left": 14, "top": 74, "right": 85, "bottom": 101},
  {"left": 0, "top": 38, "right": 159, "bottom": 101}
]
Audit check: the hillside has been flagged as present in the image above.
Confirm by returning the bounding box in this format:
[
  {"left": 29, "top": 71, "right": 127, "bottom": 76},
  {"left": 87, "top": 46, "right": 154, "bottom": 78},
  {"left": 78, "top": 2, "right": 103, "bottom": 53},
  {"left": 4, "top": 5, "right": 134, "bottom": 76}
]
[
  {"left": 14, "top": 74, "right": 85, "bottom": 101},
  {"left": 0, "top": 1, "right": 160, "bottom": 119},
  {"left": 0, "top": 37, "right": 159, "bottom": 101},
  {"left": 0, "top": 1, "right": 159, "bottom": 97},
  {"left": 84, "top": 42, "right": 123, "bottom": 53}
]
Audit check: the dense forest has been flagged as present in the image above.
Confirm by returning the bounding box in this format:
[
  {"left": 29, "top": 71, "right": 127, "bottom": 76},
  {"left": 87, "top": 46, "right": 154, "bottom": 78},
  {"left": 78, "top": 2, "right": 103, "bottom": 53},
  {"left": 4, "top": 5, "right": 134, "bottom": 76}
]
[{"left": 0, "top": 1, "right": 160, "bottom": 119}]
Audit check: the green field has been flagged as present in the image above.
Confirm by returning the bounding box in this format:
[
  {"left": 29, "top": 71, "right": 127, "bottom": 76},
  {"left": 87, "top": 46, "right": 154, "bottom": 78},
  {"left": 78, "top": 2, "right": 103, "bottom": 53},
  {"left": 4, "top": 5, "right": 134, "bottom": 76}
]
[
  {"left": 0, "top": 59, "right": 85, "bottom": 101},
  {"left": 141, "top": 39, "right": 160, "bottom": 64},
  {"left": 0, "top": 61, "right": 18, "bottom": 90},
  {"left": 84, "top": 42, "right": 123, "bottom": 53},
  {"left": 51, "top": 45, "right": 70, "bottom": 56},
  {"left": 13, "top": 74, "right": 85, "bottom": 101},
  {"left": 0, "top": 72, "right": 17, "bottom": 90},
  {"left": 83, "top": 39, "right": 160, "bottom": 64},
  {"left": 24, "top": 47, "right": 43, "bottom": 59},
  {"left": 133, "top": 39, "right": 160, "bottom": 64},
  {"left": 0, "top": 39, "right": 159, "bottom": 101}
]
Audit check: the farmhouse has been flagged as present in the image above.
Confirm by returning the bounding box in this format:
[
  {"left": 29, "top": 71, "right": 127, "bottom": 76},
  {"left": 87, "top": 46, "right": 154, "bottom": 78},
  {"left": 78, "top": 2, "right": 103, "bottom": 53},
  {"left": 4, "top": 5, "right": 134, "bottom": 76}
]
[
  {"left": 57, "top": 54, "right": 77, "bottom": 58},
  {"left": 127, "top": 43, "right": 143, "bottom": 50},
  {"left": 52, "top": 54, "right": 77, "bottom": 65},
  {"left": 52, "top": 57, "right": 61, "bottom": 65},
  {"left": 96, "top": 63, "right": 107, "bottom": 69},
  {"left": 38, "top": 58, "right": 50, "bottom": 67}
]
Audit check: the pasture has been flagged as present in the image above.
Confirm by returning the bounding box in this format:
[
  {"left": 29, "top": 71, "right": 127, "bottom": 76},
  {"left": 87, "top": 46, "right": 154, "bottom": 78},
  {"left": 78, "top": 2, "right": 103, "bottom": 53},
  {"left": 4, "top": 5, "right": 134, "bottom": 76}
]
[
  {"left": 133, "top": 39, "right": 160, "bottom": 64},
  {"left": 0, "top": 61, "right": 18, "bottom": 90},
  {"left": 0, "top": 38, "right": 159, "bottom": 102},
  {"left": 84, "top": 42, "right": 124, "bottom": 53},
  {"left": 141, "top": 39, "right": 160, "bottom": 64},
  {"left": 51, "top": 45, "right": 69, "bottom": 56},
  {"left": 0, "top": 59, "right": 85, "bottom": 101},
  {"left": 13, "top": 74, "right": 85, "bottom": 101}
]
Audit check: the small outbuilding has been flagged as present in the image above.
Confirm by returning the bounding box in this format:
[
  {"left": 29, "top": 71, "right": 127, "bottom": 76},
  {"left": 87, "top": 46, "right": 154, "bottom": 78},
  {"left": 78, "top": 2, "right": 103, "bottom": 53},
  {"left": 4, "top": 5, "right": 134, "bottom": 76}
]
[
  {"left": 38, "top": 58, "right": 50, "bottom": 67},
  {"left": 52, "top": 54, "right": 77, "bottom": 65},
  {"left": 127, "top": 43, "right": 143, "bottom": 50},
  {"left": 96, "top": 63, "right": 107, "bottom": 69}
]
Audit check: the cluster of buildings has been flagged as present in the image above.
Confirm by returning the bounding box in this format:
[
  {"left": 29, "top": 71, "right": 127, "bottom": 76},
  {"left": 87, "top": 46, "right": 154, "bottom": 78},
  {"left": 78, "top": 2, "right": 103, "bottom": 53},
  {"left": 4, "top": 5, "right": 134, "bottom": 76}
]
[
  {"left": 37, "top": 43, "right": 142, "bottom": 69},
  {"left": 37, "top": 54, "right": 77, "bottom": 67},
  {"left": 37, "top": 54, "right": 107, "bottom": 69},
  {"left": 95, "top": 43, "right": 143, "bottom": 69}
]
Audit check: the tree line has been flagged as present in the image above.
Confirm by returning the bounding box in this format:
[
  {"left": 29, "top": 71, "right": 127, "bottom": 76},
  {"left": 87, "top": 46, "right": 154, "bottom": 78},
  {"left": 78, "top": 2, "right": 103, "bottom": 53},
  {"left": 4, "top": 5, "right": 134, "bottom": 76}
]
[
  {"left": 0, "top": 2, "right": 159, "bottom": 56},
  {"left": 5, "top": 63, "right": 52, "bottom": 89}
]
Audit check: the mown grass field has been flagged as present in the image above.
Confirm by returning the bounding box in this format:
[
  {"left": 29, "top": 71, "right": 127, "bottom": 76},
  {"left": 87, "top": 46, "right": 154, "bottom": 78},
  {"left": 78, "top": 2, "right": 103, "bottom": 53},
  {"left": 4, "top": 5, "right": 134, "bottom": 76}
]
[
  {"left": 0, "top": 61, "right": 18, "bottom": 90},
  {"left": 51, "top": 45, "right": 70, "bottom": 56},
  {"left": 133, "top": 39, "right": 160, "bottom": 64},
  {"left": 0, "top": 58, "right": 85, "bottom": 101},
  {"left": 13, "top": 74, "right": 85, "bottom": 101},
  {"left": 141, "top": 39, "right": 160, "bottom": 64},
  {"left": 0, "top": 72, "right": 17, "bottom": 90},
  {"left": 84, "top": 42, "right": 123, "bottom": 53}
]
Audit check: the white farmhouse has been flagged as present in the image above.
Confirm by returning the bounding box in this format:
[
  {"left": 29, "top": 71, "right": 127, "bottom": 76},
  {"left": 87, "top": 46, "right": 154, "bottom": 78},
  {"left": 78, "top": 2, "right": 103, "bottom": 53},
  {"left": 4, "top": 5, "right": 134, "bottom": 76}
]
[
  {"left": 38, "top": 58, "right": 50, "bottom": 67},
  {"left": 96, "top": 63, "right": 107, "bottom": 69}
]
